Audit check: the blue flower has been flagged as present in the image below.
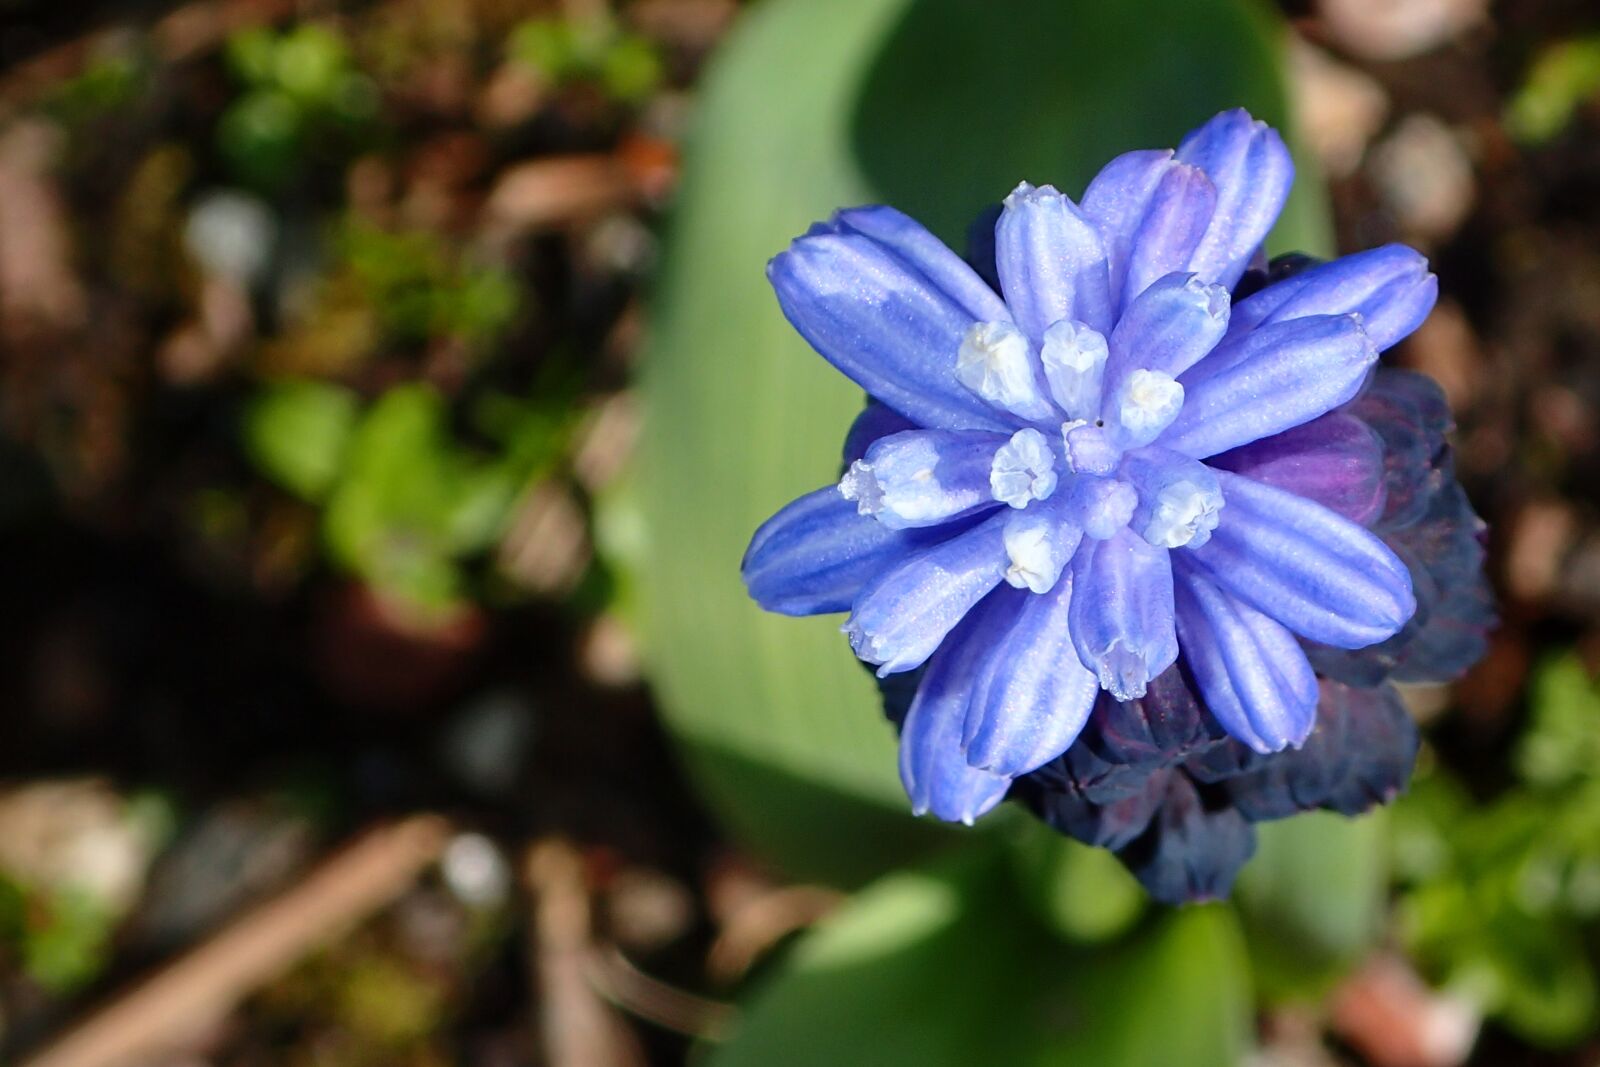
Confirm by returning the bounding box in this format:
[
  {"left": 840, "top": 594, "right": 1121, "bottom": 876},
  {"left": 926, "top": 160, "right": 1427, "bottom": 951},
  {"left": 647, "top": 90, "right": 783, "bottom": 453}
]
[{"left": 741, "top": 110, "right": 1488, "bottom": 897}]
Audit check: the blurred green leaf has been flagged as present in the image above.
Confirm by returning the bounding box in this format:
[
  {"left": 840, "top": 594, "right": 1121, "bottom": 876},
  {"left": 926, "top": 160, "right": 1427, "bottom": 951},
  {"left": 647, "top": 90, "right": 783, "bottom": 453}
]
[
  {"left": 633, "top": 0, "right": 1328, "bottom": 884},
  {"left": 1236, "top": 811, "right": 1387, "bottom": 999},
  {"left": 272, "top": 25, "right": 351, "bottom": 103},
  {"left": 1507, "top": 35, "right": 1600, "bottom": 145},
  {"left": 245, "top": 379, "right": 360, "bottom": 502},
  {"left": 1005, "top": 819, "right": 1146, "bottom": 944},
  {"left": 324, "top": 385, "right": 465, "bottom": 608},
  {"left": 710, "top": 849, "right": 1251, "bottom": 1067},
  {"left": 217, "top": 89, "right": 303, "bottom": 189},
  {"left": 1517, "top": 653, "right": 1600, "bottom": 788}
]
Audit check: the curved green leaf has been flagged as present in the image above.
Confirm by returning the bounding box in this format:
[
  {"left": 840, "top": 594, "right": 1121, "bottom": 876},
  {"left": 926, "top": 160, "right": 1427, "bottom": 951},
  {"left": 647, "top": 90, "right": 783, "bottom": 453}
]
[{"left": 708, "top": 849, "right": 1252, "bottom": 1067}]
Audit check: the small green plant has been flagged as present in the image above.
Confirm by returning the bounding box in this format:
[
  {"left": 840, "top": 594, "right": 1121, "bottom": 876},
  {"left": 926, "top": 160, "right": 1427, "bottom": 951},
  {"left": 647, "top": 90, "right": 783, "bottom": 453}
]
[
  {"left": 246, "top": 380, "right": 571, "bottom": 612},
  {"left": 508, "top": 15, "right": 664, "bottom": 104},
  {"left": 1507, "top": 35, "right": 1600, "bottom": 144},
  {"left": 1393, "top": 654, "right": 1600, "bottom": 1044},
  {"left": 218, "top": 23, "right": 379, "bottom": 189}
]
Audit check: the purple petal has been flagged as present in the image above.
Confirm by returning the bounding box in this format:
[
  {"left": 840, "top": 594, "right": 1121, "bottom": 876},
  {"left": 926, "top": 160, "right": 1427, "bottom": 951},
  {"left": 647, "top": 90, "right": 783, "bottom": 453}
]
[
  {"left": 1191, "top": 470, "right": 1416, "bottom": 648},
  {"left": 843, "top": 511, "right": 1009, "bottom": 675},
  {"left": 1229, "top": 244, "right": 1438, "bottom": 352},
  {"left": 1164, "top": 314, "right": 1378, "bottom": 459},
  {"left": 962, "top": 578, "right": 1099, "bottom": 776},
  {"left": 1174, "top": 565, "right": 1320, "bottom": 753},
  {"left": 1210, "top": 412, "right": 1388, "bottom": 525},
  {"left": 743, "top": 486, "right": 938, "bottom": 615},
  {"left": 1117, "top": 772, "right": 1257, "bottom": 904},
  {"left": 1223, "top": 680, "right": 1418, "bottom": 820},
  {"left": 1028, "top": 770, "right": 1170, "bottom": 851},
  {"left": 1103, "top": 271, "right": 1231, "bottom": 398},
  {"left": 1174, "top": 109, "right": 1294, "bottom": 290},
  {"left": 1124, "top": 163, "right": 1218, "bottom": 306},
  {"left": 1068, "top": 529, "right": 1179, "bottom": 700},
  {"left": 898, "top": 601, "right": 1013, "bottom": 823},
  {"left": 1347, "top": 368, "right": 1452, "bottom": 529},
  {"left": 768, "top": 223, "right": 1011, "bottom": 433},
  {"left": 1079, "top": 665, "right": 1227, "bottom": 769},
  {"left": 995, "top": 183, "right": 1115, "bottom": 338}
]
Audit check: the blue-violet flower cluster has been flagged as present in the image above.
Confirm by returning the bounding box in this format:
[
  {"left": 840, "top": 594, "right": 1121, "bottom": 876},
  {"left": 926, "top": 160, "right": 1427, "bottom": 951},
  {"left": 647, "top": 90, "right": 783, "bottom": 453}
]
[{"left": 741, "top": 110, "right": 1493, "bottom": 903}]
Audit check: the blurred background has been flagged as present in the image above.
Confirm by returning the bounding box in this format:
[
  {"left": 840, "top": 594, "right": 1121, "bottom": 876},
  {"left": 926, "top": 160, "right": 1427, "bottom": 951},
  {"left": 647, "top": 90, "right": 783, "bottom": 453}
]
[{"left": 0, "top": 0, "right": 1596, "bottom": 1064}]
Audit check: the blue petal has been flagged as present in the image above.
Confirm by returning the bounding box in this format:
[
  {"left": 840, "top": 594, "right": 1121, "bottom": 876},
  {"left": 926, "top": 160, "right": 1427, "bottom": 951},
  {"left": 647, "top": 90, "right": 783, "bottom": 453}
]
[
  {"left": 1164, "top": 314, "right": 1378, "bottom": 459},
  {"left": 962, "top": 578, "right": 1099, "bottom": 776},
  {"left": 842, "top": 401, "right": 918, "bottom": 466},
  {"left": 1229, "top": 244, "right": 1438, "bottom": 352},
  {"left": 1068, "top": 529, "right": 1179, "bottom": 700},
  {"left": 1124, "top": 163, "right": 1217, "bottom": 306},
  {"left": 1173, "top": 565, "right": 1320, "bottom": 753},
  {"left": 830, "top": 205, "right": 1013, "bottom": 325},
  {"left": 743, "top": 486, "right": 941, "bottom": 615},
  {"left": 1081, "top": 149, "right": 1175, "bottom": 314},
  {"left": 768, "top": 220, "right": 1012, "bottom": 433},
  {"left": 843, "top": 511, "right": 1009, "bottom": 675},
  {"left": 898, "top": 601, "right": 1013, "bottom": 823},
  {"left": 1190, "top": 470, "right": 1416, "bottom": 648},
  {"left": 1312, "top": 481, "right": 1493, "bottom": 686},
  {"left": 1210, "top": 412, "right": 1388, "bottom": 525},
  {"left": 845, "top": 429, "right": 1006, "bottom": 529},
  {"left": 1103, "top": 271, "right": 1230, "bottom": 399},
  {"left": 1116, "top": 773, "right": 1257, "bottom": 904},
  {"left": 1174, "top": 109, "right": 1294, "bottom": 290},
  {"left": 995, "top": 183, "right": 1114, "bottom": 338}
]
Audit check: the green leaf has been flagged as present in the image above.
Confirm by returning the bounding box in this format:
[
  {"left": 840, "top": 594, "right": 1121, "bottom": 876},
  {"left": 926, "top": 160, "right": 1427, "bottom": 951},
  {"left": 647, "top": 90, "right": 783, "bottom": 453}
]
[
  {"left": 245, "top": 378, "right": 360, "bottom": 502},
  {"left": 323, "top": 385, "right": 465, "bottom": 608},
  {"left": 1517, "top": 653, "right": 1600, "bottom": 789},
  {"left": 710, "top": 849, "right": 1251, "bottom": 1067},
  {"left": 1235, "top": 810, "right": 1387, "bottom": 999},
  {"left": 1005, "top": 818, "right": 1146, "bottom": 944},
  {"left": 632, "top": 0, "right": 1328, "bottom": 884},
  {"left": 1506, "top": 35, "right": 1600, "bottom": 145}
]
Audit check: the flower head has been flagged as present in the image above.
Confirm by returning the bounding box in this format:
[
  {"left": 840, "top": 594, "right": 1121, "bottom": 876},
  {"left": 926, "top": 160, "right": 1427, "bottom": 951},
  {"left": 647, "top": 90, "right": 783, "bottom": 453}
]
[{"left": 741, "top": 110, "right": 1489, "bottom": 901}]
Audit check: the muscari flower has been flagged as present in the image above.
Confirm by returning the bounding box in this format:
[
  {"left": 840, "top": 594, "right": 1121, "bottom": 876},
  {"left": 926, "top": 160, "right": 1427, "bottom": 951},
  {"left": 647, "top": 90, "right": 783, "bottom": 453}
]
[{"left": 740, "top": 110, "right": 1492, "bottom": 903}]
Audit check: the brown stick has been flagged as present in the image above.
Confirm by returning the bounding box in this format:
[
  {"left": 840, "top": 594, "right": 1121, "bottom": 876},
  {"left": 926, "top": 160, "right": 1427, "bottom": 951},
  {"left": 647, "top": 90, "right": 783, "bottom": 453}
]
[{"left": 20, "top": 815, "right": 453, "bottom": 1067}]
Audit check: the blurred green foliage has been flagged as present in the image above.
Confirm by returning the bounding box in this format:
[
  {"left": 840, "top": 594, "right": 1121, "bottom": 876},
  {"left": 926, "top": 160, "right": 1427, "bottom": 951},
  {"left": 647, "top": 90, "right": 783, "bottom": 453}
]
[
  {"left": 0, "top": 880, "right": 118, "bottom": 993},
  {"left": 1394, "top": 654, "right": 1600, "bottom": 1044},
  {"left": 335, "top": 222, "right": 520, "bottom": 349},
  {"left": 710, "top": 845, "right": 1251, "bottom": 1067},
  {"left": 246, "top": 381, "right": 569, "bottom": 611},
  {"left": 508, "top": 15, "right": 664, "bottom": 104},
  {"left": 219, "top": 24, "right": 379, "bottom": 189},
  {"left": 1507, "top": 35, "right": 1600, "bottom": 144}
]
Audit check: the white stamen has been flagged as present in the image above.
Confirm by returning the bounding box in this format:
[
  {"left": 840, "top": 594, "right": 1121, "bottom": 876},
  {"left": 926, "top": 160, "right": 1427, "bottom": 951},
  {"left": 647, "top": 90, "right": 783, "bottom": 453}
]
[
  {"left": 1113, "top": 369, "right": 1184, "bottom": 448},
  {"left": 989, "top": 428, "right": 1058, "bottom": 509},
  {"left": 838, "top": 460, "right": 883, "bottom": 516},
  {"left": 1140, "top": 478, "right": 1223, "bottom": 549},
  {"left": 957, "top": 321, "right": 1055, "bottom": 421},
  {"left": 1040, "top": 319, "right": 1108, "bottom": 420},
  {"left": 1002, "top": 509, "right": 1074, "bottom": 594}
]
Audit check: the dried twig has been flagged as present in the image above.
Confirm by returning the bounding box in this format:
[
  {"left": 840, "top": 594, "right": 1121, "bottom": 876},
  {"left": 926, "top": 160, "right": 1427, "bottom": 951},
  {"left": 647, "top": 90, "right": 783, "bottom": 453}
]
[
  {"left": 20, "top": 815, "right": 452, "bottom": 1067},
  {"left": 525, "top": 839, "right": 647, "bottom": 1067}
]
